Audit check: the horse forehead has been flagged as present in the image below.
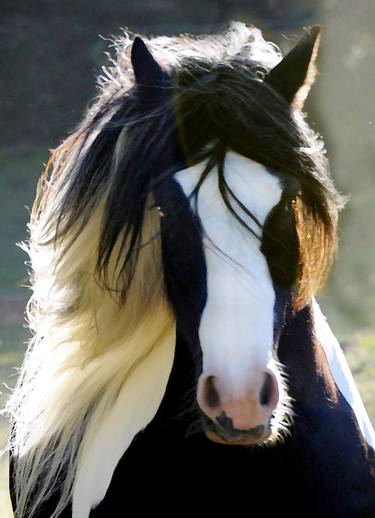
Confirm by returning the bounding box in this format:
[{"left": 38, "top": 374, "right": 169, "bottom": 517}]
[{"left": 174, "top": 151, "right": 283, "bottom": 230}]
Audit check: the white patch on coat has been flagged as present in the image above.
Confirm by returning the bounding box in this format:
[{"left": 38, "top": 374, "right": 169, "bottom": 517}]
[
  {"left": 175, "top": 151, "right": 283, "bottom": 394},
  {"left": 312, "top": 299, "right": 375, "bottom": 448},
  {"left": 72, "top": 323, "right": 175, "bottom": 518}
]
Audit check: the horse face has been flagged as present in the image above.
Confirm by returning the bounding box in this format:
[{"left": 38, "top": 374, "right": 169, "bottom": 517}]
[
  {"left": 128, "top": 27, "right": 326, "bottom": 446},
  {"left": 158, "top": 151, "right": 292, "bottom": 445}
]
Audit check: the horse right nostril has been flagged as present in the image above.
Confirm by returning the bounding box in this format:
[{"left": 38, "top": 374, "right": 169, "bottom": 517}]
[
  {"left": 260, "top": 372, "right": 272, "bottom": 406},
  {"left": 204, "top": 375, "right": 221, "bottom": 409}
]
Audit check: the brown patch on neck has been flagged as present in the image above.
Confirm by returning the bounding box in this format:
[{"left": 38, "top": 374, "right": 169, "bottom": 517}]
[{"left": 293, "top": 196, "right": 338, "bottom": 312}]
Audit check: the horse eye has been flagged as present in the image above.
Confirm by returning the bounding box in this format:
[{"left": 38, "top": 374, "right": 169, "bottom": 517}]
[{"left": 156, "top": 206, "right": 167, "bottom": 217}]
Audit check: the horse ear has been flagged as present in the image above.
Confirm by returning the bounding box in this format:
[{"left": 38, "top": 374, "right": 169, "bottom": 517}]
[
  {"left": 265, "top": 26, "right": 321, "bottom": 109},
  {"left": 131, "top": 36, "right": 166, "bottom": 91}
]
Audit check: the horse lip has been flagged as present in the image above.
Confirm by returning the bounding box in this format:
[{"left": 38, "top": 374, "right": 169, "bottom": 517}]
[{"left": 205, "top": 422, "right": 272, "bottom": 446}]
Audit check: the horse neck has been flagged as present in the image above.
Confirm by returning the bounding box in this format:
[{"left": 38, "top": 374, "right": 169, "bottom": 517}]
[
  {"left": 277, "top": 303, "right": 339, "bottom": 407},
  {"left": 277, "top": 302, "right": 374, "bottom": 456},
  {"left": 277, "top": 303, "right": 375, "bottom": 508}
]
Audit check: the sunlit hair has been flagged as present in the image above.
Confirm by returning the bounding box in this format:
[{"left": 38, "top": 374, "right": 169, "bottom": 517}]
[{"left": 3, "top": 22, "right": 342, "bottom": 517}]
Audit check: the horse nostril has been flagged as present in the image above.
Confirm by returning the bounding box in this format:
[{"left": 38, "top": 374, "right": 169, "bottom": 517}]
[
  {"left": 260, "top": 372, "right": 272, "bottom": 406},
  {"left": 204, "top": 375, "right": 221, "bottom": 409}
]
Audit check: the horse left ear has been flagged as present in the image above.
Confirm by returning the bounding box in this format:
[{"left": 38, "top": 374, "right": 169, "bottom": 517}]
[
  {"left": 131, "top": 36, "right": 167, "bottom": 93},
  {"left": 265, "top": 26, "right": 321, "bottom": 109}
]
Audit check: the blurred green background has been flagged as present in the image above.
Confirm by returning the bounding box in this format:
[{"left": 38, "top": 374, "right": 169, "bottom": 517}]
[{"left": 1, "top": 0, "right": 374, "bottom": 515}]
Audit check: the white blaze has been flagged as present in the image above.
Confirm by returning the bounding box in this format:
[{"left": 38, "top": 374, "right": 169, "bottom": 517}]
[{"left": 175, "top": 151, "right": 282, "bottom": 395}]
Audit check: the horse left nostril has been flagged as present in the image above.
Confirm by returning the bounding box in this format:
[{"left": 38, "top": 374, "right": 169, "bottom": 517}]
[{"left": 260, "top": 372, "right": 272, "bottom": 406}]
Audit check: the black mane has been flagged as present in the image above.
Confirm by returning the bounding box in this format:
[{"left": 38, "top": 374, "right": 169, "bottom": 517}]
[{"left": 39, "top": 22, "right": 341, "bottom": 307}]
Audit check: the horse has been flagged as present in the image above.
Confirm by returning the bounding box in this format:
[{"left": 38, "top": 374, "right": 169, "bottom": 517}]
[{"left": 5, "top": 22, "right": 375, "bottom": 517}]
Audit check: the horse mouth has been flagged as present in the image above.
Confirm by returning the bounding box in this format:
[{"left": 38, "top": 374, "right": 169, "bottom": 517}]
[{"left": 205, "top": 422, "right": 272, "bottom": 446}]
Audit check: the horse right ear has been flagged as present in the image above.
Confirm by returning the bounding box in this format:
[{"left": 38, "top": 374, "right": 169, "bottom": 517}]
[
  {"left": 265, "top": 26, "right": 321, "bottom": 109},
  {"left": 131, "top": 37, "right": 168, "bottom": 94}
]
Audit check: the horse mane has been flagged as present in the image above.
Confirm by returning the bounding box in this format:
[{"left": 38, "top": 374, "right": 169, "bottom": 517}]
[{"left": 4, "top": 22, "right": 342, "bottom": 517}]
